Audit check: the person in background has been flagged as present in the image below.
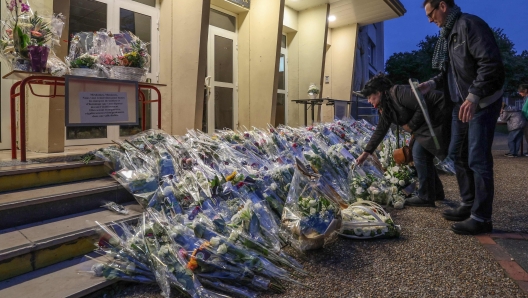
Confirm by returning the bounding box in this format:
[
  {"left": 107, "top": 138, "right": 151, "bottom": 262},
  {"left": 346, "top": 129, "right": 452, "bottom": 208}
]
[
  {"left": 519, "top": 84, "right": 528, "bottom": 156},
  {"left": 419, "top": 0, "right": 505, "bottom": 235},
  {"left": 356, "top": 74, "right": 451, "bottom": 207},
  {"left": 500, "top": 102, "right": 526, "bottom": 157}
]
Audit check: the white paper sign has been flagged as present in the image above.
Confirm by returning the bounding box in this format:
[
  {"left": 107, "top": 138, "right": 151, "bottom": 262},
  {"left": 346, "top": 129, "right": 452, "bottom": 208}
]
[{"left": 79, "top": 92, "right": 129, "bottom": 123}]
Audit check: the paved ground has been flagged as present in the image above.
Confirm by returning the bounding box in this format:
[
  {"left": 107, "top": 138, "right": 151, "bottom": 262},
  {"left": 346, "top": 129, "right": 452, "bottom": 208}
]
[{"left": 82, "top": 133, "right": 528, "bottom": 297}]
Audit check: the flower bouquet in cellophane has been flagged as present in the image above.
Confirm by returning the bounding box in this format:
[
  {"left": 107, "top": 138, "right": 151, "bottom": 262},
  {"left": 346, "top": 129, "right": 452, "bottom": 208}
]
[
  {"left": 281, "top": 159, "right": 343, "bottom": 252},
  {"left": 339, "top": 200, "right": 401, "bottom": 239}
]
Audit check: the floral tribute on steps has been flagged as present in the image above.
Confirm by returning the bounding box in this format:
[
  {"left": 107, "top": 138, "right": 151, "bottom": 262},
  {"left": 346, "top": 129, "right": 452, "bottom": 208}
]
[{"left": 80, "top": 118, "right": 450, "bottom": 297}]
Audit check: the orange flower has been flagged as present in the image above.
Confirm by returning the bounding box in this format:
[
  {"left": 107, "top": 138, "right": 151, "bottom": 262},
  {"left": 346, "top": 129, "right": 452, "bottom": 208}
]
[
  {"left": 186, "top": 257, "right": 198, "bottom": 270},
  {"left": 31, "top": 31, "right": 42, "bottom": 38}
]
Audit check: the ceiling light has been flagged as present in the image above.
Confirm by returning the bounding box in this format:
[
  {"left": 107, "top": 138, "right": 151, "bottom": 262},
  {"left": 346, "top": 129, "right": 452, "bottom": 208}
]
[{"left": 328, "top": 15, "right": 336, "bottom": 22}]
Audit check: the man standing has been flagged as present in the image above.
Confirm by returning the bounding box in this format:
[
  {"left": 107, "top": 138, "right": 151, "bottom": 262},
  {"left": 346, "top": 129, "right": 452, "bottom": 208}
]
[{"left": 419, "top": 0, "right": 505, "bottom": 235}]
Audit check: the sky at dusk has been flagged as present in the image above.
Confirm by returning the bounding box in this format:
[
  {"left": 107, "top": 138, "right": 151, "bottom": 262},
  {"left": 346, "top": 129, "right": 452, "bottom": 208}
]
[{"left": 384, "top": 0, "right": 528, "bottom": 63}]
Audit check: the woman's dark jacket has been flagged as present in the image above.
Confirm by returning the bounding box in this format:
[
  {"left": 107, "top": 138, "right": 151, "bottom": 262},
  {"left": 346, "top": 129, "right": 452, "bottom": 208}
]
[{"left": 363, "top": 85, "right": 452, "bottom": 160}]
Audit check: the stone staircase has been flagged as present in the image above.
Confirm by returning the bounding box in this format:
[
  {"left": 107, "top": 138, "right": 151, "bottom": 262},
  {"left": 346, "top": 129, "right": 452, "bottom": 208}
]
[{"left": 0, "top": 160, "right": 140, "bottom": 298}]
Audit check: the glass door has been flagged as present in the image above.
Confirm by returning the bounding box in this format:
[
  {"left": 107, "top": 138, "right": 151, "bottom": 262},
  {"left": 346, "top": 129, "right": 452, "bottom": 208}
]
[
  {"left": 0, "top": 61, "right": 8, "bottom": 150},
  {"left": 65, "top": 0, "right": 159, "bottom": 146},
  {"left": 206, "top": 8, "right": 238, "bottom": 134}
]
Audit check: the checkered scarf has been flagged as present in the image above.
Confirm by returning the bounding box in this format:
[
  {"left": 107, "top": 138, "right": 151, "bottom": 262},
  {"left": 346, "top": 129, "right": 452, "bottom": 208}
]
[{"left": 432, "top": 5, "right": 462, "bottom": 71}]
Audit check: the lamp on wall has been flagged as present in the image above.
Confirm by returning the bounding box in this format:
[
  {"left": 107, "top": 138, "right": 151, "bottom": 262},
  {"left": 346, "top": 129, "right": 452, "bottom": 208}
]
[{"left": 328, "top": 15, "right": 336, "bottom": 22}]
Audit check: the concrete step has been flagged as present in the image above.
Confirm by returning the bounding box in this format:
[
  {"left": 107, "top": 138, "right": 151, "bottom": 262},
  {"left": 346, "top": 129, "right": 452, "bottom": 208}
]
[
  {"left": 0, "top": 253, "right": 115, "bottom": 298},
  {"left": 0, "top": 161, "right": 109, "bottom": 192},
  {"left": 0, "top": 203, "right": 143, "bottom": 282},
  {"left": 0, "top": 177, "right": 135, "bottom": 230}
]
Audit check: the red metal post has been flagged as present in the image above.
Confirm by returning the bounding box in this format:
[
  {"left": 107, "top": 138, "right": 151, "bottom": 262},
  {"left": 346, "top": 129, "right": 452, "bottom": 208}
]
[{"left": 10, "top": 81, "right": 22, "bottom": 159}]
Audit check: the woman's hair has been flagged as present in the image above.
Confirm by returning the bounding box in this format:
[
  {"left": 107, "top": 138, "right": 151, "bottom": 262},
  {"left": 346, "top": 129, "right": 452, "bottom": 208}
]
[
  {"left": 360, "top": 73, "right": 393, "bottom": 97},
  {"left": 518, "top": 84, "right": 528, "bottom": 92}
]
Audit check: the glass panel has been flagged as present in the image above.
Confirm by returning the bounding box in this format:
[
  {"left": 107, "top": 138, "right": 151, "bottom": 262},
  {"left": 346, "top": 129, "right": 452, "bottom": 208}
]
[
  {"left": 120, "top": 90, "right": 151, "bottom": 137},
  {"left": 120, "top": 8, "right": 152, "bottom": 72},
  {"left": 214, "top": 35, "right": 233, "bottom": 84},
  {"left": 278, "top": 54, "right": 285, "bottom": 90},
  {"left": 210, "top": 9, "right": 236, "bottom": 33},
  {"left": 203, "top": 88, "right": 208, "bottom": 132},
  {"left": 69, "top": 0, "right": 107, "bottom": 38},
  {"left": 67, "top": 127, "right": 107, "bottom": 140},
  {"left": 281, "top": 35, "right": 286, "bottom": 48},
  {"left": 67, "top": 0, "right": 108, "bottom": 140},
  {"left": 133, "top": 0, "right": 156, "bottom": 7},
  {"left": 214, "top": 87, "right": 233, "bottom": 130},
  {"left": 275, "top": 93, "right": 286, "bottom": 127}
]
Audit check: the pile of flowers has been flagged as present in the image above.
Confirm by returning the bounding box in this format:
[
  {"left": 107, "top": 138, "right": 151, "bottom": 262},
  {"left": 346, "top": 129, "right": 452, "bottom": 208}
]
[{"left": 82, "top": 118, "right": 438, "bottom": 296}]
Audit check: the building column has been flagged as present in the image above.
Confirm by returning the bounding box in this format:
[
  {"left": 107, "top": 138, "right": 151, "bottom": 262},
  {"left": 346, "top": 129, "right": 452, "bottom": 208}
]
[{"left": 160, "top": 0, "right": 210, "bottom": 135}]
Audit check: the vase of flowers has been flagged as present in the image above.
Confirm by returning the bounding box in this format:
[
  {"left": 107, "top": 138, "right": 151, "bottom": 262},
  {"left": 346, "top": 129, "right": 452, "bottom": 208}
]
[
  {"left": 0, "top": 1, "right": 57, "bottom": 72},
  {"left": 308, "top": 83, "right": 319, "bottom": 99}
]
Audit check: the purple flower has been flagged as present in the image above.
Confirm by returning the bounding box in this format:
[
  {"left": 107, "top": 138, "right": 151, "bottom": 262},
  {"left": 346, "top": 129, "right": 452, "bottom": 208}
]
[
  {"left": 7, "top": 0, "right": 16, "bottom": 11},
  {"left": 20, "top": 2, "right": 30, "bottom": 12}
]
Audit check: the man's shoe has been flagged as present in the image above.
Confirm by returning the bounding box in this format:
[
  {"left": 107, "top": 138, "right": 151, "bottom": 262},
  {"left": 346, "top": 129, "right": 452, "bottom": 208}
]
[
  {"left": 442, "top": 205, "right": 471, "bottom": 221},
  {"left": 508, "top": 154, "right": 518, "bottom": 158},
  {"left": 504, "top": 153, "right": 513, "bottom": 157},
  {"left": 405, "top": 196, "right": 435, "bottom": 207},
  {"left": 450, "top": 218, "right": 492, "bottom": 235}
]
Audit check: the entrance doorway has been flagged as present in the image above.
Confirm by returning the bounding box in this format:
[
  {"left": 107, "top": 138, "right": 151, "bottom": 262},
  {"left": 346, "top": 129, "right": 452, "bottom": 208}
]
[{"left": 204, "top": 8, "right": 238, "bottom": 134}]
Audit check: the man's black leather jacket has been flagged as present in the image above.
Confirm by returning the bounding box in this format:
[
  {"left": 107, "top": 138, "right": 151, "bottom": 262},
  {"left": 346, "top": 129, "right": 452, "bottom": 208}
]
[{"left": 432, "top": 13, "right": 505, "bottom": 107}]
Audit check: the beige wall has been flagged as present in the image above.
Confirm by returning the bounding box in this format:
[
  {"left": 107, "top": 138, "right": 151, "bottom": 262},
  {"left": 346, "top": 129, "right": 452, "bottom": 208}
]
[
  {"left": 160, "top": 0, "right": 210, "bottom": 135},
  {"left": 283, "top": 5, "right": 298, "bottom": 32},
  {"left": 329, "top": 24, "right": 358, "bottom": 100},
  {"left": 238, "top": 0, "right": 285, "bottom": 129}
]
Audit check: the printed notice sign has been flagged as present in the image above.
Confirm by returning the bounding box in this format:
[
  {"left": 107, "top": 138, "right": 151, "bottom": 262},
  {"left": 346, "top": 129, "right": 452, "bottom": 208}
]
[{"left": 79, "top": 92, "right": 129, "bottom": 123}]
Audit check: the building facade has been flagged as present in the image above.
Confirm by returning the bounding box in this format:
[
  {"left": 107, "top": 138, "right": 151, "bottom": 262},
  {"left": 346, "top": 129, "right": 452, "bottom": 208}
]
[{"left": 0, "top": 0, "right": 405, "bottom": 152}]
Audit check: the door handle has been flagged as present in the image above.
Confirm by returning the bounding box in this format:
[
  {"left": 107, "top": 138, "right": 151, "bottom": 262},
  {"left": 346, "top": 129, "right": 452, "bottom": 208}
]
[{"left": 205, "top": 76, "right": 211, "bottom": 89}]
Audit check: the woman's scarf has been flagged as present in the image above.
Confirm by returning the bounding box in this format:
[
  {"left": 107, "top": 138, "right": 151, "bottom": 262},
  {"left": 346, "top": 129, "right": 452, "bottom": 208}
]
[{"left": 432, "top": 5, "right": 462, "bottom": 71}]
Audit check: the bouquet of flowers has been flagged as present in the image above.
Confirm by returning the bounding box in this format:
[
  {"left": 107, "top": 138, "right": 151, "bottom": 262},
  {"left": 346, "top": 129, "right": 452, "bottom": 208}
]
[
  {"left": 307, "top": 83, "right": 319, "bottom": 97},
  {"left": 281, "top": 160, "right": 342, "bottom": 251},
  {"left": 0, "top": 1, "right": 65, "bottom": 72},
  {"left": 339, "top": 201, "right": 401, "bottom": 239}
]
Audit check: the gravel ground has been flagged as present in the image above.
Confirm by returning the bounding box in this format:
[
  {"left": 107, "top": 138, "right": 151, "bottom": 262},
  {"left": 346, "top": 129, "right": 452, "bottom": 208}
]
[{"left": 86, "top": 147, "right": 528, "bottom": 298}]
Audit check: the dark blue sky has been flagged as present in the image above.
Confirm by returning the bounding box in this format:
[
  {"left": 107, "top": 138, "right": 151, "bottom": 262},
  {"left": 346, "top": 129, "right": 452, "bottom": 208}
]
[{"left": 384, "top": 0, "right": 528, "bottom": 63}]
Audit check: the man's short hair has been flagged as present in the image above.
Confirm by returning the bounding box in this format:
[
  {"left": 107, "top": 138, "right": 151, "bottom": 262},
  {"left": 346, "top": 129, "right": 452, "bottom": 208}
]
[
  {"left": 518, "top": 84, "right": 528, "bottom": 92},
  {"left": 422, "top": 0, "right": 455, "bottom": 8}
]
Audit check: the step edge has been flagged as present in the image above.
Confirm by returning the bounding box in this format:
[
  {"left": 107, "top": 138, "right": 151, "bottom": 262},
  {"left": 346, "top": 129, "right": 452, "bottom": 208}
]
[
  {"left": 65, "top": 279, "right": 117, "bottom": 298},
  {"left": 0, "top": 183, "right": 119, "bottom": 211},
  {"left": 0, "top": 160, "right": 106, "bottom": 177},
  {"left": 0, "top": 213, "right": 140, "bottom": 262}
]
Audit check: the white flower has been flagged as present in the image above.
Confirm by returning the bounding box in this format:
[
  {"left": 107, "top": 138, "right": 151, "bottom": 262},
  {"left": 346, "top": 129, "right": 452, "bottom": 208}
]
[
  {"left": 392, "top": 186, "right": 398, "bottom": 193},
  {"left": 380, "top": 158, "right": 385, "bottom": 163},
  {"left": 310, "top": 207, "right": 316, "bottom": 215},
  {"left": 228, "top": 230, "right": 239, "bottom": 242},
  {"left": 399, "top": 180, "right": 405, "bottom": 186},
  {"left": 356, "top": 188, "right": 364, "bottom": 195},
  {"left": 309, "top": 199, "right": 317, "bottom": 207},
  {"left": 210, "top": 236, "right": 221, "bottom": 247},
  {"left": 217, "top": 244, "right": 228, "bottom": 254},
  {"left": 390, "top": 177, "right": 399, "bottom": 184},
  {"left": 392, "top": 166, "right": 400, "bottom": 173},
  {"left": 362, "top": 229, "right": 371, "bottom": 237},
  {"left": 384, "top": 174, "right": 391, "bottom": 180},
  {"left": 270, "top": 183, "right": 277, "bottom": 191},
  {"left": 372, "top": 189, "right": 380, "bottom": 195},
  {"left": 380, "top": 151, "right": 385, "bottom": 157}
]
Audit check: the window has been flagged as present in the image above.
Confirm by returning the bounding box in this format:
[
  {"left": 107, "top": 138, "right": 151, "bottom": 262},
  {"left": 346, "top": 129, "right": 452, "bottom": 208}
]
[{"left": 368, "top": 39, "right": 375, "bottom": 66}]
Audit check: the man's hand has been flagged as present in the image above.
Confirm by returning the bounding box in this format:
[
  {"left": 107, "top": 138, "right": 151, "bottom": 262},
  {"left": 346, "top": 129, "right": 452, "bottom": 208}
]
[
  {"left": 417, "top": 80, "right": 434, "bottom": 94},
  {"left": 356, "top": 152, "right": 370, "bottom": 165},
  {"left": 402, "top": 124, "right": 412, "bottom": 133},
  {"left": 459, "top": 99, "right": 477, "bottom": 122}
]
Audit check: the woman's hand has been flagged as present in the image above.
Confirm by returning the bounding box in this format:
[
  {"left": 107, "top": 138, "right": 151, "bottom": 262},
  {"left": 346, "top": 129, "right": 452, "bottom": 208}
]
[
  {"left": 356, "top": 152, "right": 370, "bottom": 165},
  {"left": 402, "top": 124, "right": 412, "bottom": 133}
]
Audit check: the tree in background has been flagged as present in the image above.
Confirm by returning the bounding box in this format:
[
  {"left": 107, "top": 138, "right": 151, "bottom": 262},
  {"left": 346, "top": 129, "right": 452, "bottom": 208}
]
[{"left": 385, "top": 28, "right": 528, "bottom": 95}]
